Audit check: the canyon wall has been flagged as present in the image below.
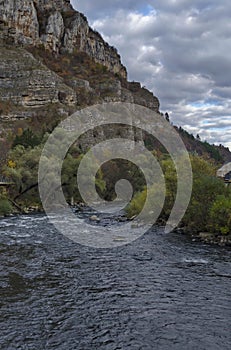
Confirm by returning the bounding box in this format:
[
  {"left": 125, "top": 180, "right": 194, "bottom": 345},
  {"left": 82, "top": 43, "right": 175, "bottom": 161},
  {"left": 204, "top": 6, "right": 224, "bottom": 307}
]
[{"left": 0, "top": 0, "right": 127, "bottom": 78}]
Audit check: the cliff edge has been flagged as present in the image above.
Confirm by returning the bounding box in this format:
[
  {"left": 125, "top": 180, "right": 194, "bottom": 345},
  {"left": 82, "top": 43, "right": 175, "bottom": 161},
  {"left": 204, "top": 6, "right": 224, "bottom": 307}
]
[{"left": 0, "top": 0, "right": 127, "bottom": 78}]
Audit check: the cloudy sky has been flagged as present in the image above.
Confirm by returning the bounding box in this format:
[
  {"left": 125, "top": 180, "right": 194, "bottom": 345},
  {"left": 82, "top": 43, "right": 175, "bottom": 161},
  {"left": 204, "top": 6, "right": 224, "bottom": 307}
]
[{"left": 71, "top": 0, "right": 231, "bottom": 150}]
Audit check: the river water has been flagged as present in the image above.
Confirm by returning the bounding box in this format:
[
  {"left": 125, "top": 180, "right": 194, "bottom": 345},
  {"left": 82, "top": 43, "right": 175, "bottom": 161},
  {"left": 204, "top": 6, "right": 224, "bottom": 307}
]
[{"left": 0, "top": 209, "right": 230, "bottom": 350}]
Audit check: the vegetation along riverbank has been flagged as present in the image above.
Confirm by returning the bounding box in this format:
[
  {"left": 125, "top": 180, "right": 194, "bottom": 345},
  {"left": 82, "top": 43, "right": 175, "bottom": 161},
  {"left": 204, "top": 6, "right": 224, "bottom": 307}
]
[
  {"left": 0, "top": 0, "right": 231, "bottom": 246},
  {"left": 0, "top": 129, "right": 231, "bottom": 246}
]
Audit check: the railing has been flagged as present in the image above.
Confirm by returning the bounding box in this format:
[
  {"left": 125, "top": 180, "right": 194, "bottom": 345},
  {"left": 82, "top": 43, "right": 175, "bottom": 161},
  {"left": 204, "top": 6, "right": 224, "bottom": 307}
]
[
  {"left": 0, "top": 175, "right": 13, "bottom": 185},
  {"left": 224, "top": 179, "right": 231, "bottom": 184}
]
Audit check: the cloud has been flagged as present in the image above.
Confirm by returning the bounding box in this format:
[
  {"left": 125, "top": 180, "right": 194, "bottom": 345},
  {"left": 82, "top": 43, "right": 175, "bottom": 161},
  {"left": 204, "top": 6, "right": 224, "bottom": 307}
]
[
  {"left": 71, "top": 0, "right": 231, "bottom": 151},
  {"left": 71, "top": 0, "right": 150, "bottom": 18}
]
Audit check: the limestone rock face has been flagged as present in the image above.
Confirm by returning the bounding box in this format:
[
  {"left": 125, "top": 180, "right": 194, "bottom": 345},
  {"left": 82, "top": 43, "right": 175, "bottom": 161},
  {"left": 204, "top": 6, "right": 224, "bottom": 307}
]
[
  {"left": 0, "top": 0, "right": 127, "bottom": 78},
  {"left": 127, "top": 82, "right": 160, "bottom": 111},
  {"left": 0, "top": 46, "right": 76, "bottom": 120},
  {"left": 0, "top": 0, "right": 39, "bottom": 44},
  {"left": 41, "top": 11, "right": 65, "bottom": 52},
  {"left": 84, "top": 29, "right": 127, "bottom": 78},
  {"left": 0, "top": 0, "right": 160, "bottom": 124},
  {"left": 34, "top": 0, "right": 73, "bottom": 12},
  {"left": 62, "top": 12, "right": 89, "bottom": 53}
]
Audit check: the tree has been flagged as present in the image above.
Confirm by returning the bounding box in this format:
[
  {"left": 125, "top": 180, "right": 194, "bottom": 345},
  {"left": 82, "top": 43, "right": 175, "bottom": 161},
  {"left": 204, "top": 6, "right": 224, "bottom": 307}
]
[
  {"left": 208, "top": 194, "right": 231, "bottom": 235},
  {"left": 12, "top": 129, "right": 42, "bottom": 149},
  {"left": 165, "top": 112, "right": 170, "bottom": 122}
]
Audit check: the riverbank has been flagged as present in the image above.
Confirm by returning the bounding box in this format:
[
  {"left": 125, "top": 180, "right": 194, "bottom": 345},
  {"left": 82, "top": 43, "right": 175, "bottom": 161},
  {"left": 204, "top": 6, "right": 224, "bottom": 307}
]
[
  {"left": 1, "top": 202, "right": 231, "bottom": 247},
  {"left": 174, "top": 227, "right": 231, "bottom": 247},
  {"left": 195, "top": 231, "right": 231, "bottom": 247}
]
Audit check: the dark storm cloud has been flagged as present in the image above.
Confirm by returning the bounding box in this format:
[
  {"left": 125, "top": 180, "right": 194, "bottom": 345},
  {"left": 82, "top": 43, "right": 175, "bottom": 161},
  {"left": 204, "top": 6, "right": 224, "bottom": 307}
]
[{"left": 71, "top": 1, "right": 231, "bottom": 149}]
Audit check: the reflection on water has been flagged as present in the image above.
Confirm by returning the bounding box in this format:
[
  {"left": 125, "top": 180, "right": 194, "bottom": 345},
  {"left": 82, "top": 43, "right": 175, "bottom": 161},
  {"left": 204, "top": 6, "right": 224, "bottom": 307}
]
[{"left": 0, "top": 210, "right": 230, "bottom": 349}]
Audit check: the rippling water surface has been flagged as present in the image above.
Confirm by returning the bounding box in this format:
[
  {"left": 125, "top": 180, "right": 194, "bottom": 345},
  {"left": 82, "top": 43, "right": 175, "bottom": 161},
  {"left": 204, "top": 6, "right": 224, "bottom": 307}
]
[{"left": 0, "top": 209, "right": 230, "bottom": 349}]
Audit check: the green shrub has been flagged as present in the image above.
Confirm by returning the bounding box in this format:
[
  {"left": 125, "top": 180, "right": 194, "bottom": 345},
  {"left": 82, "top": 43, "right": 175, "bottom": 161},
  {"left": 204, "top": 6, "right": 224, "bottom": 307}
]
[
  {"left": 126, "top": 190, "right": 147, "bottom": 218},
  {"left": 0, "top": 198, "right": 12, "bottom": 216},
  {"left": 208, "top": 195, "right": 231, "bottom": 235},
  {"left": 182, "top": 175, "right": 226, "bottom": 231},
  {"left": 13, "top": 129, "right": 42, "bottom": 149}
]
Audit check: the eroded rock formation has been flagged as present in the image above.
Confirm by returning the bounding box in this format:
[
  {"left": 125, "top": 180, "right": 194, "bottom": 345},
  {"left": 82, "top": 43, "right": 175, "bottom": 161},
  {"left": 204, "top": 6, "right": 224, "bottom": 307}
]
[
  {"left": 0, "top": 46, "right": 77, "bottom": 121},
  {"left": 0, "top": 0, "right": 160, "bottom": 126},
  {"left": 0, "top": 0, "right": 127, "bottom": 78}
]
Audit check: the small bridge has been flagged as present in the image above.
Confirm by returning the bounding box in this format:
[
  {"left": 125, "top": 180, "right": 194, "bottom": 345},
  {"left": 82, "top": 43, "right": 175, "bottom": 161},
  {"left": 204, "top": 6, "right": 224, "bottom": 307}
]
[
  {"left": 217, "top": 163, "right": 231, "bottom": 185},
  {"left": 0, "top": 175, "right": 13, "bottom": 187},
  {"left": 224, "top": 172, "right": 231, "bottom": 184}
]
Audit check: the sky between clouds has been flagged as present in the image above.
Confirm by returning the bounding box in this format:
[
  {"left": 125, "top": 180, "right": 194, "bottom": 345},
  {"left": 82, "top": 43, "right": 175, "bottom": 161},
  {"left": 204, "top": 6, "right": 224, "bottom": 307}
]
[{"left": 71, "top": 0, "right": 231, "bottom": 150}]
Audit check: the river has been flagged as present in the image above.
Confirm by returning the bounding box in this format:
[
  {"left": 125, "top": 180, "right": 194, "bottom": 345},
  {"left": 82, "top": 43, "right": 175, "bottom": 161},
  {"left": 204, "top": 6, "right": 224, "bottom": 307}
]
[{"left": 0, "top": 208, "right": 230, "bottom": 349}]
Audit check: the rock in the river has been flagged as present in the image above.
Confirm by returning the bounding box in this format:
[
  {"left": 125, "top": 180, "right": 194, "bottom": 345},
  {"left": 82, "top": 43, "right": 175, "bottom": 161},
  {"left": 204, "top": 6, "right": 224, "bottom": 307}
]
[
  {"left": 198, "top": 232, "right": 231, "bottom": 246},
  {"left": 90, "top": 215, "right": 101, "bottom": 222}
]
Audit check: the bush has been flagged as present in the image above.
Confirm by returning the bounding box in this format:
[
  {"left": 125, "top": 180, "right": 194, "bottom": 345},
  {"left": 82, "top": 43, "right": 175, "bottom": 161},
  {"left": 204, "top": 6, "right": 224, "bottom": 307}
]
[
  {"left": 126, "top": 190, "right": 147, "bottom": 218},
  {"left": 208, "top": 195, "right": 231, "bottom": 235},
  {"left": 182, "top": 175, "right": 226, "bottom": 231},
  {"left": 0, "top": 198, "right": 12, "bottom": 216},
  {"left": 126, "top": 154, "right": 230, "bottom": 233},
  {"left": 13, "top": 129, "right": 42, "bottom": 149}
]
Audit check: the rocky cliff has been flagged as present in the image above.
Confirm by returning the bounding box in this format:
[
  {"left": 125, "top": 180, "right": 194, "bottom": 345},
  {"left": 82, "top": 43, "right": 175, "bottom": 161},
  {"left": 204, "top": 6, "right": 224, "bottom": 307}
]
[
  {"left": 0, "top": 46, "right": 76, "bottom": 110},
  {"left": 0, "top": 0, "right": 160, "bottom": 156},
  {"left": 0, "top": 0, "right": 127, "bottom": 78},
  {"left": 0, "top": 1, "right": 160, "bottom": 117},
  {"left": 0, "top": 1, "right": 229, "bottom": 170}
]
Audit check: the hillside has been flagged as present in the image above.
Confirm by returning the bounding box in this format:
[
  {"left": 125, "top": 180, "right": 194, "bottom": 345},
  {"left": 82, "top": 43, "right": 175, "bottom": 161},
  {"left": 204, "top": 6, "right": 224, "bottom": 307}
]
[{"left": 0, "top": 0, "right": 230, "bottom": 165}]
